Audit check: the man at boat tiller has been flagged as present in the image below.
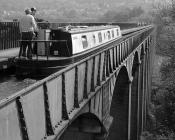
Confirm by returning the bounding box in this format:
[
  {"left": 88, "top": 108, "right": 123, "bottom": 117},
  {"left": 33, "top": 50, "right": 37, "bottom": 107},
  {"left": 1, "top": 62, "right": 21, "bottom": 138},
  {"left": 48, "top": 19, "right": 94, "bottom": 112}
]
[{"left": 19, "top": 8, "right": 38, "bottom": 59}]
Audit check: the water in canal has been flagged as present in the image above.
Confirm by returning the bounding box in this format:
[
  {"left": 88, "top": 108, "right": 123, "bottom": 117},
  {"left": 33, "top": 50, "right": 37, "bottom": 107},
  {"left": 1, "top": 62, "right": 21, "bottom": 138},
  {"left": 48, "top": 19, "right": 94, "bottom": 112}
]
[{"left": 0, "top": 70, "right": 36, "bottom": 100}]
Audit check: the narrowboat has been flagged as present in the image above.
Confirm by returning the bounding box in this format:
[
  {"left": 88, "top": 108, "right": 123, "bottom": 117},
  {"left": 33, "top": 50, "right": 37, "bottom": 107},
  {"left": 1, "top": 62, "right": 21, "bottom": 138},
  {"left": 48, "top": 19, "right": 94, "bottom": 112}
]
[{"left": 15, "top": 25, "right": 122, "bottom": 78}]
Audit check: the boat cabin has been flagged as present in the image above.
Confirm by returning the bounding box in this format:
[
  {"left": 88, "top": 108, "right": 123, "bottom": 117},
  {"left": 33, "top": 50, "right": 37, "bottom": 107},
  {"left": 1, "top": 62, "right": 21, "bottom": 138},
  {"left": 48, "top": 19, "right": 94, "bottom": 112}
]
[{"left": 35, "top": 25, "right": 121, "bottom": 58}]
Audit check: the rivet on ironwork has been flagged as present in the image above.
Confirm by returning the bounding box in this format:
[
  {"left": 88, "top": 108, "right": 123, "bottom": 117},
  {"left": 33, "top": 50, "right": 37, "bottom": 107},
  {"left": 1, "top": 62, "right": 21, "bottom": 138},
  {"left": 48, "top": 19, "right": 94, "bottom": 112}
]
[
  {"left": 43, "top": 82, "right": 54, "bottom": 136},
  {"left": 16, "top": 97, "right": 29, "bottom": 140},
  {"left": 91, "top": 57, "right": 95, "bottom": 92},
  {"left": 74, "top": 66, "right": 80, "bottom": 108},
  {"left": 102, "top": 51, "right": 107, "bottom": 81},
  {"left": 62, "top": 73, "right": 69, "bottom": 120},
  {"left": 83, "top": 61, "right": 88, "bottom": 99},
  {"left": 97, "top": 53, "right": 101, "bottom": 86}
]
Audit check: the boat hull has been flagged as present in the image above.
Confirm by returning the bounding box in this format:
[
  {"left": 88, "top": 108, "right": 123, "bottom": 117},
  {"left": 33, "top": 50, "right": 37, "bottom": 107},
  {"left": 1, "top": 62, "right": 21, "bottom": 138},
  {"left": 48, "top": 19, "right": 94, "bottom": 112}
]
[{"left": 15, "top": 57, "right": 73, "bottom": 79}]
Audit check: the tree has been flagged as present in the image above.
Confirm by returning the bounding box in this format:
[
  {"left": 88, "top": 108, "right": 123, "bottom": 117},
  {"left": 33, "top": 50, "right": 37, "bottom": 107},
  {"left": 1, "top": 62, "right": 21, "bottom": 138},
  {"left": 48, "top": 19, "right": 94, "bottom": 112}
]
[
  {"left": 149, "top": 0, "right": 175, "bottom": 137},
  {"left": 170, "top": 0, "right": 175, "bottom": 20},
  {"left": 99, "top": 6, "right": 145, "bottom": 22}
]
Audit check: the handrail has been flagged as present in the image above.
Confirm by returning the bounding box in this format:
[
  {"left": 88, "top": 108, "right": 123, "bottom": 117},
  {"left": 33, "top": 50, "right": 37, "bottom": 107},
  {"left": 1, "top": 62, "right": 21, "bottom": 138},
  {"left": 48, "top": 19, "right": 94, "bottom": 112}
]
[{"left": 18, "top": 40, "right": 68, "bottom": 60}]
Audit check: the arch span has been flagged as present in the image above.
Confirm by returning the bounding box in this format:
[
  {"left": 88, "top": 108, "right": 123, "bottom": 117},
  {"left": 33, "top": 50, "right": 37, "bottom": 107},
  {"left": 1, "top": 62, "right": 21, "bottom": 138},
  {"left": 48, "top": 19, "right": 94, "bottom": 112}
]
[
  {"left": 140, "top": 44, "right": 145, "bottom": 61},
  {"left": 109, "top": 66, "right": 130, "bottom": 140},
  {"left": 132, "top": 51, "right": 139, "bottom": 77},
  {"left": 130, "top": 51, "right": 140, "bottom": 140},
  {"left": 59, "top": 112, "right": 103, "bottom": 140}
]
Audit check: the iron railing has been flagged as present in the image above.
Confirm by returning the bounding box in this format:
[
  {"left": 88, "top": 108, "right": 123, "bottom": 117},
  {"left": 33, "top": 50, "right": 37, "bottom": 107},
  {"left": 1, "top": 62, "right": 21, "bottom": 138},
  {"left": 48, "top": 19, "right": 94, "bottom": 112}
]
[
  {"left": 18, "top": 40, "right": 68, "bottom": 60},
  {"left": 0, "top": 22, "right": 20, "bottom": 50}
]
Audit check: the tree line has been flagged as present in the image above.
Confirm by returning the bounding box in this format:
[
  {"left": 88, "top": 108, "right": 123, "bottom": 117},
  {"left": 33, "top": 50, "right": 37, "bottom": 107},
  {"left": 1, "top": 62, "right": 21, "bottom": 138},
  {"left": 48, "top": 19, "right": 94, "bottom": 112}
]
[{"left": 148, "top": 0, "right": 175, "bottom": 138}]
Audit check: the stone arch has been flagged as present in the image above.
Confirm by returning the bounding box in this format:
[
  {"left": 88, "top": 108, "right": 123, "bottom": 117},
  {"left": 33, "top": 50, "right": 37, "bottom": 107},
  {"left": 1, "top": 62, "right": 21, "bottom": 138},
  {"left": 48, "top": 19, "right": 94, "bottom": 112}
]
[
  {"left": 108, "top": 66, "right": 130, "bottom": 140},
  {"left": 140, "top": 44, "right": 145, "bottom": 61},
  {"left": 137, "top": 43, "right": 145, "bottom": 136},
  {"left": 132, "top": 51, "right": 139, "bottom": 77},
  {"left": 145, "top": 38, "right": 148, "bottom": 49},
  {"left": 130, "top": 51, "right": 140, "bottom": 140},
  {"left": 59, "top": 112, "right": 103, "bottom": 140}
]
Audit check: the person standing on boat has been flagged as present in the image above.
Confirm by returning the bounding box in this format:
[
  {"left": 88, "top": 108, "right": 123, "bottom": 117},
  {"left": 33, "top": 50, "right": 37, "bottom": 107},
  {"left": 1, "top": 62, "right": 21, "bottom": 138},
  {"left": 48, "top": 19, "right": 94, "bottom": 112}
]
[
  {"left": 31, "top": 7, "right": 39, "bottom": 55},
  {"left": 19, "top": 8, "right": 38, "bottom": 59}
]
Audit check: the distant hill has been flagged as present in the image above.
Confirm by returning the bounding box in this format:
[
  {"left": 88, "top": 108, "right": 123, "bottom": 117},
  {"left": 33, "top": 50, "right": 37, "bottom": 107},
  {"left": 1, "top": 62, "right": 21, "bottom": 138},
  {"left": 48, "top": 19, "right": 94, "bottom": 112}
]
[{"left": 0, "top": 0, "right": 161, "bottom": 22}]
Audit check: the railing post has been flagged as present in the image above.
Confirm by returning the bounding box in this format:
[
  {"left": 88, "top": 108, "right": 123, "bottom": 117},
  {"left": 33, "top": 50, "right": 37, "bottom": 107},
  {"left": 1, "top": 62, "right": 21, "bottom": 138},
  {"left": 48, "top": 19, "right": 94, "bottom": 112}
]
[
  {"left": 62, "top": 73, "right": 69, "bottom": 120},
  {"left": 115, "top": 46, "right": 119, "bottom": 67},
  {"left": 83, "top": 61, "right": 88, "bottom": 99},
  {"left": 124, "top": 41, "right": 127, "bottom": 59},
  {"left": 97, "top": 53, "right": 102, "bottom": 86},
  {"left": 108, "top": 50, "right": 113, "bottom": 74},
  {"left": 121, "top": 43, "right": 123, "bottom": 62},
  {"left": 16, "top": 97, "right": 29, "bottom": 140},
  {"left": 91, "top": 56, "right": 95, "bottom": 92},
  {"left": 119, "top": 43, "right": 122, "bottom": 65},
  {"left": 106, "top": 51, "right": 110, "bottom": 77},
  {"left": 74, "top": 66, "right": 80, "bottom": 108},
  {"left": 112, "top": 47, "right": 116, "bottom": 70},
  {"left": 43, "top": 82, "right": 54, "bottom": 136},
  {"left": 102, "top": 51, "right": 107, "bottom": 81}
]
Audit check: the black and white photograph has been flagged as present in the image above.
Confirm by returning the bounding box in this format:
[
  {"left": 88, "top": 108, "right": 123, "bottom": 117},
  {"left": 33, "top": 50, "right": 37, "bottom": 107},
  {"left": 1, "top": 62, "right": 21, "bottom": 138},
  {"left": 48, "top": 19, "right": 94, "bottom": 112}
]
[{"left": 0, "top": 0, "right": 173, "bottom": 140}]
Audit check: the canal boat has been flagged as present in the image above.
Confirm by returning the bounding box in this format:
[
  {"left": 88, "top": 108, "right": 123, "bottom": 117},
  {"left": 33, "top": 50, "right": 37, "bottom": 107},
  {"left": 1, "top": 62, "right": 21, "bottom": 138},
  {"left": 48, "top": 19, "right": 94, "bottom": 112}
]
[{"left": 15, "top": 25, "right": 122, "bottom": 78}]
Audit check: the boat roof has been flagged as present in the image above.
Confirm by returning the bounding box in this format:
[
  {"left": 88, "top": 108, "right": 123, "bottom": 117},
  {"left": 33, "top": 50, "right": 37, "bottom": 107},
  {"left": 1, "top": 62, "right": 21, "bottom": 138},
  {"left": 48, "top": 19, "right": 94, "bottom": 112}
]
[{"left": 58, "top": 25, "right": 120, "bottom": 34}]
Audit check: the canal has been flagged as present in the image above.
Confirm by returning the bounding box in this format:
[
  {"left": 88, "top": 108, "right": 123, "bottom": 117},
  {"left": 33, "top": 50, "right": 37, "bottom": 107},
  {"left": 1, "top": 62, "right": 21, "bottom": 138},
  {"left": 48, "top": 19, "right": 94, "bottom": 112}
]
[{"left": 0, "top": 69, "right": 36, "bottom": 100}]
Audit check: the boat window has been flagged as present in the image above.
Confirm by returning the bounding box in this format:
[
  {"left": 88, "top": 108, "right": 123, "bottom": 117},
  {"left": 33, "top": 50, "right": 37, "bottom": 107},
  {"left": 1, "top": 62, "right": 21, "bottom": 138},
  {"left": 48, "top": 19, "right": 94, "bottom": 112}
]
[
  {"left": 112, "top": 30, "right": 114, "bottom": 38},
  {"left": 104, "top": 33, "right": 106, "bottom": 40},
  {"left": 107, "top": 31, "right": 111, "bottom": 39},
  {"left": 93, "top": 34, "right": 96, "bottom": 44},
  {"left": 82, "top": 35, "right": 88, "bottom": 48},
  {"left": 98, "top": 32, "right": 102, "bottom": 43},
  {"left": 116, "top": 29, "right": 119, "bottom": 36}
]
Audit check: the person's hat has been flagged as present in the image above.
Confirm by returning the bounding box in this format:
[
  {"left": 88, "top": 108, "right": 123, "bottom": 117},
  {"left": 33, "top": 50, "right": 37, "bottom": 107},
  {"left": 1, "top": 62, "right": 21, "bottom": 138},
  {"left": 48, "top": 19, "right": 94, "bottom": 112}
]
[{"left": 31, "top": 7, "right": 36, "bottom": 11}]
